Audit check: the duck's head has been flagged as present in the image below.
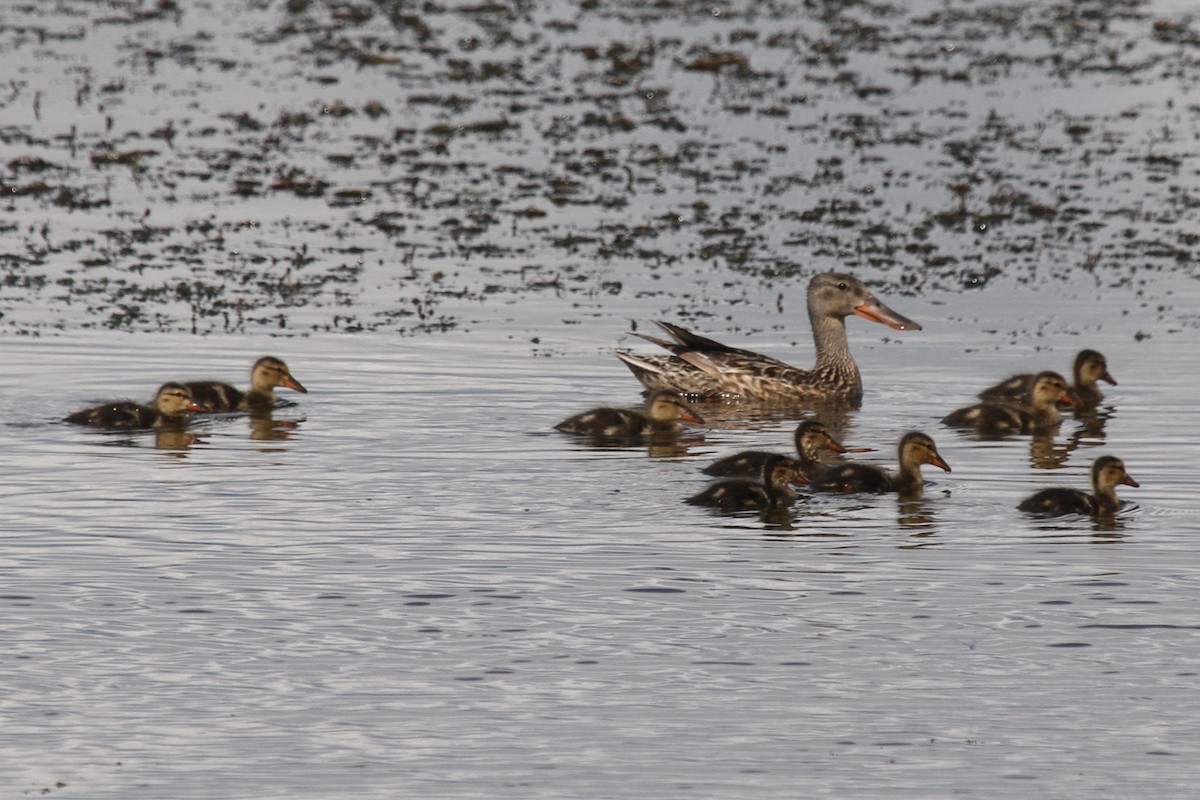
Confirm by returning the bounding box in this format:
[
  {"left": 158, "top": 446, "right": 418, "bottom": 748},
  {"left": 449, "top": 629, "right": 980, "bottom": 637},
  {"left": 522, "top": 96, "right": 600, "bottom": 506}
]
[
  {"left": 645, "top": 390, "right": 705, "bottom": 425},
  {"left": 154, "top": 382, "right": 207, "bottom": 416},
  {"left": 1029, "top": 371, "right": 1076, "bottom": 408},
  {"left": 808, "top": 272, "right": 922, "bottom": 331},
  {"left": 761, "top": 454, "right": 810, "bottom": 487},
  {"left": 898, "top": 431, "right": 951, "bottom": 472},
  {"left": 1075, "top": 349, "right": 1116, "bottom": 388},
  {"left": 1092, "top": 455, "right": 1139, "bottom": 492},
  {"left": 794, "top": 420, "right": 847, "bottom": 458},
  {"left": 251, "top": 356, "right": 307, "bottom": 393}
]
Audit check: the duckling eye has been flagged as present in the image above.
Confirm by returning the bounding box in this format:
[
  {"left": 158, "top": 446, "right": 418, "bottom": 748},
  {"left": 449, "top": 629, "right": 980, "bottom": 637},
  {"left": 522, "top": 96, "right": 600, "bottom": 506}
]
[{"left": 837, "top": 282, "right": 848, "bottom": 290}]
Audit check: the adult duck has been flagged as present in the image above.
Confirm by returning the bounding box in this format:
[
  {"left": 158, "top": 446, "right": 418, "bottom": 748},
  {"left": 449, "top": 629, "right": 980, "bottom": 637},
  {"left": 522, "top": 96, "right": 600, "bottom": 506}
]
[
  {"left": 65, "top": 382, "right": 207, "bottom": 429},
  {"left": 703, "top": 419, "right": 847, "bottom": 481},
  {"left": 688, "top": 454, "right": 808, "bottom": 512},
  {"left": 555, "top": 390, "right": 705, "bottom": 437},
  {"left": 979, "top": 349, "right": 1115, "bottom": 407},
  {"left": 811, "top": 431, "right": 950, "bottom": 497},
  {"left": 943, "top": 371, "right": 1076, "bottom": 436},
  {"left": 615, "top": 272, "right": 922, "bottom": 404},
  {"left": 1018, "top": 455, "right": 1138, "bottom": 516},
  {"left": 185, "top": 356, "right": 307, "bottom": 413}
]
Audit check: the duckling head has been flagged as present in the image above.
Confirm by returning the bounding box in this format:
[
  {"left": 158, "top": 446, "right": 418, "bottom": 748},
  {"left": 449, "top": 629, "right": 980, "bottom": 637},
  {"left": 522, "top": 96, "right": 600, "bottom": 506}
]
[
  {"left": 154, "top": 382, "right": 206, "bottom": 416},
  {"left": 251, "top": 356, "right": 307, "bottom": 394},
  {"left": 1075, "top": 350, "right": 1116, "bottom": 388},
  {"left": 645, "top": 390, "right": 705, "bottom": 425},
  {"left": 1029, "top": 371, "right": 1075, "bottom": 408},
  {"left": 1092, "top": 455, "right": 1138, "bottom": 492},
  {"left": 795, "top": 420, "right": 847, "bottom": 458},
  {"left": 898, "top": 431, "right": 951, "bottom": 472}
]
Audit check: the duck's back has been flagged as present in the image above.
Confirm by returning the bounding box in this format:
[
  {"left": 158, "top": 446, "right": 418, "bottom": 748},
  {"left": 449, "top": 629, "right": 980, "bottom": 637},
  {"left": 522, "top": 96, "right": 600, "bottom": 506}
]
[
  {"left": 1018, "top": 487, "right": 1096, "bottom": 516},
  {"left": 554, "top": 407, "right": 647, "bottom": 437},
  {"left": 703, "top": 450, "right": 777, "bottom": 478},
  {"left": 687, "top": 479, "right": 776, "bottom": 511},
  {"left": 942, "top": 402, "right": 1026, "bottom": 435},
  {"left": 65, "top": 401, "right": 157, "bottom": 429},
  {"left": 185, "top": 381, "right": 245, "bottom": 413},
  {"left": 810, "top": 463, "right": 893, "bottom": 494}
]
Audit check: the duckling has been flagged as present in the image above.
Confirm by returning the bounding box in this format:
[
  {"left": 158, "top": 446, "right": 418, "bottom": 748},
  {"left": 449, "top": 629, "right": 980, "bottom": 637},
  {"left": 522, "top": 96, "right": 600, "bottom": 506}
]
[
  {"left": 980, "top": 349, "right": 1116, "bottom": 407},
  {"left": 943, "top": 371, "right": 1076, "bottom": 436},
  {"left": 616, "top": 272, "right": 922, "bottom": 403},
  {"left": 1018, "top": 455, "right": 1138, "bottom": 516},
  {"left": 811, "top": 431, "right": 950, "bottom": 496},
  {"left": 703, "top": 419, "right": 848, "bottom": 481},
  {"left": 688, "top": 454, "right": 808, "bottom": 512},
  {"left": 184, "top": 356, "right": 307, "bottom": 413},
  {"left": 65, "top": 382, "right": 207, "bottom": 429},
  {"left": 554, "top": 390, "right": 705, "bottom": 437}
]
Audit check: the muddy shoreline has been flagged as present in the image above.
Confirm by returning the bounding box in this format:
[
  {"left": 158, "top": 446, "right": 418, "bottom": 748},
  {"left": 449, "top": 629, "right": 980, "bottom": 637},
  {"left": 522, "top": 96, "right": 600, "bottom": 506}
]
[{"left": 1, "top": 0, "right": 1197, "bottom": 336}]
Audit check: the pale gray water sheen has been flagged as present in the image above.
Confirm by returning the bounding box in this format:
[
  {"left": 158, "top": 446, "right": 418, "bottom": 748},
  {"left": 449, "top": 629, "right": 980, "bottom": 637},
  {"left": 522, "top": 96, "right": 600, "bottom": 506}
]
[
  {"left": 3, "top": 0, "right": 1200, "bottom": 797},
  {"left": 2, "top": 283, "right": 1199, "bottom": 799}
]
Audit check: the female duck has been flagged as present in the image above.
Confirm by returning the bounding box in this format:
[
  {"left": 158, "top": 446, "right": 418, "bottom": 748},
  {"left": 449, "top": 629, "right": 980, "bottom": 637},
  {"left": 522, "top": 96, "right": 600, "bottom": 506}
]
[
  {"left": 65, "top": 382, "right": 207, "bottom": 429},
  {"left": 811, "top": 431, "right": 950, "bottom": 497},
  {"left": 555, "top": 390, "right": 705, "bottom": 437},
  {"left": 943, "top": 371, "right": 1076, "bottom": 436},
  {"left": 185, "top": 356, "right": 307, "bottom": 413},
  {"left": 704, "top": 419, "right": 847, "bottom": 482},
  {"left": 688, "top": 454, "right": 808, "bottom": 512},
  {"left": 980, "top": 349, "right": 1116, "bottom": 407},
  {"left": 615, "top": 272, "right": 921, "bottom": 404},
  {"left": 1018, "top": 455, "right": 1138, "bottom": 516}
]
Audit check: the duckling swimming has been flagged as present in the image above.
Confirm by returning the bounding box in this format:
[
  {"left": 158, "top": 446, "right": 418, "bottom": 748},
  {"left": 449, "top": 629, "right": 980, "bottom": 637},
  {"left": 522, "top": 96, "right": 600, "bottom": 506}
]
[
  {"left": 616, "top": 272, "right": 922, "bottom": 404},
  {"left": 688, "top": 454, "right": 808, "bottom": 512},
  {"left": 944, "top": 371, "right": 1076, "bottom": 436},
  {"left": 811, "top": 431, "right": 950, "bottom": 497},
  {"left": 65, "top": 382, "right": 207, "bottom": 429},
  {"left": 184, "top": 355, "right": 307, "bottom": 413},
  {"left": 554, "top": 390, "right": 705, "bottom": 437},
  {"left": 980, "top": 349, "right": 1115, "bottom": 408},
  {"left": 1018, "top": 455, "right": 1138, "bottom": 517},
  {"left": 703, "top": 419, "right": 847, "bottom": 481}
]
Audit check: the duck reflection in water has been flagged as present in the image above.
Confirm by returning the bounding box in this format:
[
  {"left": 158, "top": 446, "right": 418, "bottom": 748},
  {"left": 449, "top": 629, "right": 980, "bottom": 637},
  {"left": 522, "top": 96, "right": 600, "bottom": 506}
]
[{"left": 249, "top": 412, "right": 304, "bottom": 442}]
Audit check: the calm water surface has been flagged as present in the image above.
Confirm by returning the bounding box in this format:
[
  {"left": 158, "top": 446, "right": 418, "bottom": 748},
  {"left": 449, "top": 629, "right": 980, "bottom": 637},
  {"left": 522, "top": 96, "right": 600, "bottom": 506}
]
[{"left": 2, "top": 280, "right": 1198, "bottom": 798}]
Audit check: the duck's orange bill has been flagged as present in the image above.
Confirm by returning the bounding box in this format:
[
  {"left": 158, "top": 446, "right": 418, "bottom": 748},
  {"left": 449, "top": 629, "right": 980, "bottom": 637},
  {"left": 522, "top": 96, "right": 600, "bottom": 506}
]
[
  {"left": 826, "top": 437, "right": 848, "bottom": 454},
  {"left": 930, "top": 455, "right": 952, "bottom": 473},
  {"left": 681, "top": 409, "right": 706, "bottom": 425},
  {"left": 1101, "top": 371, "right": 1118, "bottom": 386},
  {"left": 1059, "top": 390, "right": 1079, "bottom": 406},
  {"left": 187, "top": 402, "right": 210, "bottom": 413},
  {"left": 791, "top": 472, "right": 811, "bottom": 485},
  {"left": 1122, "top": 474, "right": 1140, "bottom": 488},
  {"left": 283, "top": 376, "right": 308, "bottom": 393},
  {"left": 854, "top": 301, "right": 922, "bottom": 331}
]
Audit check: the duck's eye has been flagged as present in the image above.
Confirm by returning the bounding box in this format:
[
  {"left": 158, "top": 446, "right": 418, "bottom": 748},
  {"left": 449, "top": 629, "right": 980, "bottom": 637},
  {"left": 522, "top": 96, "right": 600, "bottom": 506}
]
[{"left": 837, "top": 282, "right": 848, "bottom": 290}]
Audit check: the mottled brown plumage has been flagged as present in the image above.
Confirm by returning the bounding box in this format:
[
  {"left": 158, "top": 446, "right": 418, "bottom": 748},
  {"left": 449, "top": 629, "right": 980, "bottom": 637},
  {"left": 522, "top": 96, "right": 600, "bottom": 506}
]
[
  {"left": 688, "top": 454, "right": 808, "bottom": 512},
  {"left": 615, "top": 272, "right": 922, "bottom": 404},
  {"left": 554, "top": 390, "right": 705, "bottom": 437},
  {"left": 184, "top": 356, "right": 307, "bottom": 412},
  {"left": 1018, "top": 456, "right": 1138, "bottom": 516},
  {"left": 65, "top": 382, "right": 206, "bottom": 429},
  {"left": 703, "top": 419, "right": 847, "bottom": 481},
  {"left": 979, "top": 349, "right": 1115, "bottom": 407},
  {"left": 944, "top": 371, "right": 1076, "bottom": 436},
  {"left": 811, "top": 431, "right": 950, "bottom": 497}
]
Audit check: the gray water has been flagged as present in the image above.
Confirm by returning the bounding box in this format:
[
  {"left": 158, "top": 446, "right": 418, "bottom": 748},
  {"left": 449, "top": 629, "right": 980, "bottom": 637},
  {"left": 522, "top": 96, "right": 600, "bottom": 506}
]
[
  {"left": 3, "top": 275, "right": 1199, "bottom": 798},
  {"left": 4, "top": 0, "right": 1200, "bottom": 796}
]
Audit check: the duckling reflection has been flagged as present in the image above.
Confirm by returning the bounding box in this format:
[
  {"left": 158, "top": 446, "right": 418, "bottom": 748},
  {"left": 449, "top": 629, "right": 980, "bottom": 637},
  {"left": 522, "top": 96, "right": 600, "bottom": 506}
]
[
  {"left": 944, "top": 371, "right": 1076, "bottom": 437},
  {"left": 1018, "top": 455, "right": 1138, "bottom": 518},
  {"left": 249, "top": 412, "right": 304, "bottom": 442},
  {"left": 896, "top": 496, "right": 942, "bottom": 540}
]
